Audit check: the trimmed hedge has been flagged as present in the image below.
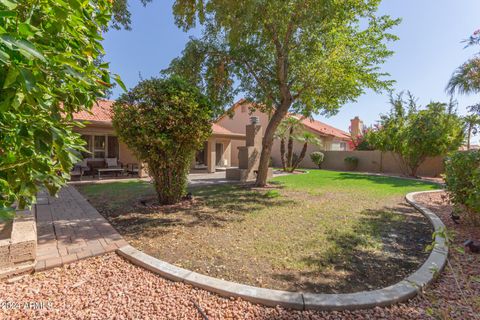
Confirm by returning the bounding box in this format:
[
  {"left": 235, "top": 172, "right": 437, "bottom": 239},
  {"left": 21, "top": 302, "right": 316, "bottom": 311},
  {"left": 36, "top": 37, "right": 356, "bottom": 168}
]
[{"left": 310, "top": 152, "right": 325, "bottom": 169}]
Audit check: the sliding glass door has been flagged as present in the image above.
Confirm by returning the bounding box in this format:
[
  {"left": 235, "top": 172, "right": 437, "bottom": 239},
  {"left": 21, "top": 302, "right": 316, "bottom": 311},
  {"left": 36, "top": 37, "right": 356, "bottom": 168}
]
[{"left": 79, "top": 134, "right": 119, "bottom": 160}]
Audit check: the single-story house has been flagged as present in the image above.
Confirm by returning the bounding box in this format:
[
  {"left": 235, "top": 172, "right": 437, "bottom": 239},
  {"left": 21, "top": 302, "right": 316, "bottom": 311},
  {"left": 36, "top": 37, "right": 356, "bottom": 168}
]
[
  {"left": 72, "top": 99, "right": 356, "bottom": 177},
  {"left": 216, "top": 99, "right": 357, "bottom": 168},
  {"left": 72, "top": 100, "right": 245, "bottom": 176}
]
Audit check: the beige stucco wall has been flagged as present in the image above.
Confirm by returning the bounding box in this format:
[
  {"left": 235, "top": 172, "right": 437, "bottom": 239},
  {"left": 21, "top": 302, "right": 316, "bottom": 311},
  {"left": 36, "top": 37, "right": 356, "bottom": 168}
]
[
  {"left": 218, "top": 102, "right": 350, "bottom": 167},
  {"left": 303, "top": 151, "right": 445, "bottom": 177},
  {"left": 217, "top": 105, "right": 270, "bottom": 134},
  {"left": 218, "top": 104, "right": 270, "bottom": 167},
  {"left": 270, "top": 125, "right": 328, "bottom": 168}
]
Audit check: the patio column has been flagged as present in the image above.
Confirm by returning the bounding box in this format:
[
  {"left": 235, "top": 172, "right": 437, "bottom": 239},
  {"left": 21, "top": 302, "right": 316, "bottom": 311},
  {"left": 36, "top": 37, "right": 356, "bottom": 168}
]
[
  {"left": 224, "top": 140, "right": 231, "bottom": 167},
  {"left": 207, "top": 138, "right": 216, "bottom": 173}
]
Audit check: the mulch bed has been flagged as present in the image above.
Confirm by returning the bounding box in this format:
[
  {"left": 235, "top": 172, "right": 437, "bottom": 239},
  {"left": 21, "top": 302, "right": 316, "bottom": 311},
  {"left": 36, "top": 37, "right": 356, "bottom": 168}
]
[{"left": 0, "top": 191, "right": 479, "bottom": 319}]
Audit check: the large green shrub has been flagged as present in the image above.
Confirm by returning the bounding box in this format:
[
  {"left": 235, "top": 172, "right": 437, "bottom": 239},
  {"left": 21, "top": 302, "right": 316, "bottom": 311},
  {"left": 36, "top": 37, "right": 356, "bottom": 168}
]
[
  {"left": 0, "top": 0, "right": 116, "bottom": 211},
  {"left": 445, "top": 150, "right": 480, "bottom": 222},
  {"left": 310, "top": 152, "right": 325, "bottom": 169},
  {"left": 112, "top": 77, "right": 213, "bottom": 205},
  {"left": 366, "top": 92, "right": 464, "bottom": 177}
]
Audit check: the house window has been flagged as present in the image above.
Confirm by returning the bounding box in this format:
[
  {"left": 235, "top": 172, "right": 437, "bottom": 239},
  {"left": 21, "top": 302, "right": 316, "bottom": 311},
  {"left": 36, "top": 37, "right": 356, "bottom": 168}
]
[
  {"left": 340, "top": 142, "right": 346, "bottom": 150},
  {"left": 79, "top": 134, "right": 119, "bottom": 159},
  {"left": 93, "top": 136, "right": 106, "bottom": 158},
  {"left": 241, "top": 104, "right": 247, "bottom": 113}
]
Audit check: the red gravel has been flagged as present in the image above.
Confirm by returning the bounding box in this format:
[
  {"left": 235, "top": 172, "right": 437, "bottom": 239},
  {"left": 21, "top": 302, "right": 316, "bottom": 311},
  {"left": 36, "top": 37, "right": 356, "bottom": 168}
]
[{"left": 1, "top": 191, "right": 479, "bottom": 320}]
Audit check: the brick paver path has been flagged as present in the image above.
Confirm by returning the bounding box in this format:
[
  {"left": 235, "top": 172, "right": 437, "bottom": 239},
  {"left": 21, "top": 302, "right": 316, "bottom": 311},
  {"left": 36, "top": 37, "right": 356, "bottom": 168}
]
[{"left": 35, "top": 186, "right": 128, "bottom": 272}]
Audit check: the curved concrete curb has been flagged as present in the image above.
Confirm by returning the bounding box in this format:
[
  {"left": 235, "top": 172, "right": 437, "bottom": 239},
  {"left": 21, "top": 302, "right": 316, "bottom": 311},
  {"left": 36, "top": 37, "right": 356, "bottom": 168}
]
[{"left": 117, "top": 190, "right": 448, "bottom": 311}]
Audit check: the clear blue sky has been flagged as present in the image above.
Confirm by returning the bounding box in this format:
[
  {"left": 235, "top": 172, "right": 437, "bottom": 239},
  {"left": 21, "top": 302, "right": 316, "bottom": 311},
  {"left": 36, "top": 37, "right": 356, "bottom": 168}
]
[{"left": 103, "top": 0, "right": 480, "bottom": 143}]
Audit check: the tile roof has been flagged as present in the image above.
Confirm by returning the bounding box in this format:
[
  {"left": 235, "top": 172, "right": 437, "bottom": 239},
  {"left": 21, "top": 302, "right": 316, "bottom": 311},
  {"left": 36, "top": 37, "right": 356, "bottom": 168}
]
[
  {"left": 72, "top": 100, "right": 114, "bottom": 123},
  {"left": 211, "top": 123, "right": 243, "bottom": 136},
  {"left": 73, "top": 99, "right": 349, "bottom": 140},
  {"left": 73, "top": 100, "right": 241, "bottom": 137},
  {"left": 217, "top": 99, "right": 351, "bottom": 140},
  {"left": 297, "top": 117, "right": 351, "bottom": 140}
]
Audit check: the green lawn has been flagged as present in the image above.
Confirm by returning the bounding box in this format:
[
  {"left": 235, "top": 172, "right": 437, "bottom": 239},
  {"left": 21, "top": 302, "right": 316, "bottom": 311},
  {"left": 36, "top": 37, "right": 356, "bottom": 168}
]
[{"left": 77, "top": 170, "right": 439, "bottom": 293}]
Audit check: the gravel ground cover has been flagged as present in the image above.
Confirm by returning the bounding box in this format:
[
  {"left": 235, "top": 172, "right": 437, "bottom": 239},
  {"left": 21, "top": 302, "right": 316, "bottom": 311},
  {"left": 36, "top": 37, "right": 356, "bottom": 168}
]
[{"left": 1, "top": 191, "right": 478, "bottom": 319}]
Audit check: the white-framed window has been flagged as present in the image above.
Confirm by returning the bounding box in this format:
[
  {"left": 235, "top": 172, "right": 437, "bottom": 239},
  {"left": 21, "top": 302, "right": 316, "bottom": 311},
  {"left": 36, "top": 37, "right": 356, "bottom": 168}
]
[
  {"left": 330, "top": 141, "right": 347, "bottom": 151},
  {"left": 80, "top": 134, "right": 119, "bottom": 159},
  {"left": 93, "top": 136, "right": 106, "bottom": 158}
]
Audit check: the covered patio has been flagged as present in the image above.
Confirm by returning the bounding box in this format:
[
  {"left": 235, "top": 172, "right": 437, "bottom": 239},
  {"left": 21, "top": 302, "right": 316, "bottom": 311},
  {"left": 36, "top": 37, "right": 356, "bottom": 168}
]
[
  {"left": 71, "top": 100, "right": 246, "bottom": 181},
  {"left": 194, "top": 124, "right": 246, "bottom": 173}
]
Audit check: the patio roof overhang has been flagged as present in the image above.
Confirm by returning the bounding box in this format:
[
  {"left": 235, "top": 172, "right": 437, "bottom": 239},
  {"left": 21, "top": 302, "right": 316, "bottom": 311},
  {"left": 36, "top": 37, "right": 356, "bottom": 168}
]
[
  {"left": 74, "top": 120, "right": 246, "bottom": 141},
  {"left": 211, "top": 132, "right": 246, "bottom": 140}
]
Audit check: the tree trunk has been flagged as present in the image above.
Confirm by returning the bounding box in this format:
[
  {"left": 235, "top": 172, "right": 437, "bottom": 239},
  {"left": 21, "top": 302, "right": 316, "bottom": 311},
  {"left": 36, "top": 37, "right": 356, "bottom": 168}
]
[
  {"left": 256, "top": 101, "right": 291, "bottom": 187},
  {"left": 286, "top": 127, "right": 294, "bottom": 168},
  {"left": 150, "top": 160, "right": 189, "bottom": 205},
  {"left": 467, "top": 125, "right": 472, "bottom": 150},
  {"left": 280, "top": 137, "right": 286, "bottom": 171},
  {"left": 291, "top": 142, "right": 308, "bottom": 172},
  {"left": 410, "top": 165, "right": 419, "bottom": 178}
]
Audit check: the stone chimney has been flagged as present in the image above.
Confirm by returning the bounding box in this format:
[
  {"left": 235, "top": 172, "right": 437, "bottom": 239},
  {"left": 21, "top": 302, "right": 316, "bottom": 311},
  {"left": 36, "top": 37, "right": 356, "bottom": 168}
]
[{"left": 350, "top": 116, "right": 364, "bottom": 138}]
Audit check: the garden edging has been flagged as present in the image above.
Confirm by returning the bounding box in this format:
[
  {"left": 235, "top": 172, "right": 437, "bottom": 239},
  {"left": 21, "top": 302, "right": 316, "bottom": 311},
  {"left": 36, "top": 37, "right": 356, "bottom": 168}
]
[{"left": 117, "top": 189, "right": 448, "bottom": 311}]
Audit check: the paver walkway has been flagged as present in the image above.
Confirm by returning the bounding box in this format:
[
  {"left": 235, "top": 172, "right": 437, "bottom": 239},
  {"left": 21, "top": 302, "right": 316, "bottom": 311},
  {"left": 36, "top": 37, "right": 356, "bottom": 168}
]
[{"left": 35, "top": 186, "right": 128, "bottom": 272}]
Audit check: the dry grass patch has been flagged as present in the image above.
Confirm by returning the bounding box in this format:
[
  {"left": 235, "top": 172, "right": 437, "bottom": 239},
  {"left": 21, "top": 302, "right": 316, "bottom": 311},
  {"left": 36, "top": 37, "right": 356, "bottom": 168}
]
[{"left": 77, "top": 170, "right": 439, "bottom": 293}]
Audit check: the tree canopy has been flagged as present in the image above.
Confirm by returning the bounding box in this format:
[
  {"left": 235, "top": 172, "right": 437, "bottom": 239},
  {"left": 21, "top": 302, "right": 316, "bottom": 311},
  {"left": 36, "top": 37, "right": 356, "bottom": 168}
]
[
  {"left": 447, "top": 29, "right": 480, "bottom": 95},
  {"left": 167, "top": 0, "right": 400, "bottom": 185},
  {"left": 0, "top": 0, "right": 118, "bottom": 211},
  {"left": 366, "top": 92, "right": 465, "bottom": 176}
]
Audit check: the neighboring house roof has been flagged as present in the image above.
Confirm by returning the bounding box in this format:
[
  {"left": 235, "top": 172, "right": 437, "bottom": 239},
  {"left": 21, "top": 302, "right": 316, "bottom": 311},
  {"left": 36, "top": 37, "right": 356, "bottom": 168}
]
[
  {"left": 297, "top": 117, "right": 351, "bottom": 141},
  {"left": 72, "top": 100, "right": 243, "bottom": 138},
  {"left": 217, "top": 99, "right": 351, "bottom": 140}
]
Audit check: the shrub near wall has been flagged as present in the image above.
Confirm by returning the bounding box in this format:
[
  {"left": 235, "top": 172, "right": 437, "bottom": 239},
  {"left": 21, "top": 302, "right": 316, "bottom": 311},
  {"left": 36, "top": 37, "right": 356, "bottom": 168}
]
[{"left": 445, "top": 150, "right": 480, "bottom": 223}]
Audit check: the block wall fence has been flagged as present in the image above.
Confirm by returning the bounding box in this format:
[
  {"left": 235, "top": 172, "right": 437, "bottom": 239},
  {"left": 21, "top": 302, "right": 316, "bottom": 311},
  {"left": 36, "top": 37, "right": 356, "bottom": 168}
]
[{"left": 271, "top": 150, "right": 445, "bottom": 177}]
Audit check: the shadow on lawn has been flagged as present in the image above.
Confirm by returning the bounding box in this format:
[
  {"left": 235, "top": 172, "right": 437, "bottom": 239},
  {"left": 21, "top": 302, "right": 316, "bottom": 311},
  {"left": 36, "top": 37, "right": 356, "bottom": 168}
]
[
  {"left": 272, "top": 203, "right": 432, "bottom": 293},
  {"left": 333, "top": 172, "right": 439, "bottom": 188},
  {"left": 107, "top": 184, "right": 295, "bottom": 238}
]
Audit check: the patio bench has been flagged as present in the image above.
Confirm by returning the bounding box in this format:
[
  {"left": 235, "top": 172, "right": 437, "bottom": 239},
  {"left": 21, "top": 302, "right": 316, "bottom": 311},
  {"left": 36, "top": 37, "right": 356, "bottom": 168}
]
[{"left": 97, "top": 168, "right": 125, "bottom": 179}]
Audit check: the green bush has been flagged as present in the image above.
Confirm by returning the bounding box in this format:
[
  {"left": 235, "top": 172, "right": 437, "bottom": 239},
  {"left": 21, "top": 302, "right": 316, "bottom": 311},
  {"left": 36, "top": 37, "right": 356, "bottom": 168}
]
[
  {"left": 113, "top": 77, "right": 213, "bottom": 205},
  {"left": 445, "top": 150, "right": 480, "bottom": 223},
  {"left": 310, "top": 152, "right": 325, "bottom": 169},
  {"left": 344, "top": 156, "right": 359, "bottom": 171},
  {"left": 0, "top": 0, "right": 115, "bottom": 211}
]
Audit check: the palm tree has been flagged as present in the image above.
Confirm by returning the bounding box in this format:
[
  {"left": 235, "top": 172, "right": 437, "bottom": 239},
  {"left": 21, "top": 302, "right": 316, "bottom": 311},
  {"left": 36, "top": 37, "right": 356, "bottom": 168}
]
[
  {"left": 464, "top": 113, "right": 480, "bottom": 150},
  {"left": 446, "top": 57, "right": 480, "bottom": 95},
  {"left": 290, "top": 132, "right": 322, "bottom": 172},
  {"left": 275, "top": 117, "right": 302, "bottom": 171},
  {"left": 274, "top": 121, "right": 289, "bottom": 171}
]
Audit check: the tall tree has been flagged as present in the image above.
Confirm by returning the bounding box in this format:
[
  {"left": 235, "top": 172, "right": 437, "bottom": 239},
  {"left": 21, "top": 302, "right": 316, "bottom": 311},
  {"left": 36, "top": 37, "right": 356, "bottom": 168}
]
[
  {"left": 464, "top": 104, "right": 480, "bottom": 150},
  {"left": 0, "top": 0, "right": 118, "bottom": 211},
  {"left": 168, "top": 0, "right": 400, "bottom": 186},
  {"left": 447, "top": 29, "right": 480, "bottom": 95},
  {"left": 367, "top": 92, "right": 465, "bottom": 177},
  {"left": 110, "top": 0, "right": 152, "bottom": 30}
]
